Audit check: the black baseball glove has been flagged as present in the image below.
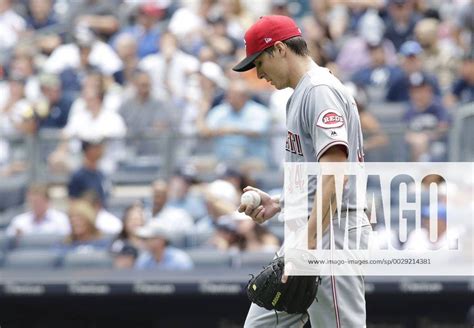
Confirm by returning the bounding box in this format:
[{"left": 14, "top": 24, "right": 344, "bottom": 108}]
[{"left": 246, "top": 256, "right": 321, "bottom": 314}]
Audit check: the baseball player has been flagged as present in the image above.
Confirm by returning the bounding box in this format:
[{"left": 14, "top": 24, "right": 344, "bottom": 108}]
[{"left": 234, "top": 15, "right": 372, "bottom": 327}]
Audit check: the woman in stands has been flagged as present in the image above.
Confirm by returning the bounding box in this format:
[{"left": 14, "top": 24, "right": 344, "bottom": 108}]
[{"left": 62, "top": 199, "right": 110, "bottom": 251}]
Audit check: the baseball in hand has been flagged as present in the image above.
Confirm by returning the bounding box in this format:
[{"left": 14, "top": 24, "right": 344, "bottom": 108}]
[{"left": 240, "top": 190, "right": 261, "bottom": 209}]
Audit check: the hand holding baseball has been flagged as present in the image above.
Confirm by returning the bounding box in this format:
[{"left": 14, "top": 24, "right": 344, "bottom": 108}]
[
  {"left": 240, "top": 190, "right": 261, "bottom": 209},
  {"left": 238, "top": 186, "right": 281, "bottom": 224}
]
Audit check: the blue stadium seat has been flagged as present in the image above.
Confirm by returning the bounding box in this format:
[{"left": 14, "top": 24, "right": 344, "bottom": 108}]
[
  {"left": 13, "top": 234, "right": 64, "bottom": 250},
  {"left": 237, "top": 251, "right": 274, "bottom": 269},
  {"left": 61, "top": 250, "right": 113, "bottom": 269},
  {"left": 0, "top": 205, "right": 26, "bottom": 229},
  {"left": 449, "top": 102, "right": 474, "bottom": 161},
  {"left": 4, "top": 249, "right": 60, "bottom": 269},
  {"left": 186, "top": 249, "right": 232, "bottom": 269},
  {"left": 0, "top": 231, "right": 9, "bottom": 251},
  {"left": 186, "top": 230, "right": 213, "bottom": 248}
]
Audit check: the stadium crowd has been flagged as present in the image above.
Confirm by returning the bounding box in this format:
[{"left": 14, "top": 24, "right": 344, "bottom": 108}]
[{"left": 0, "top": 0, "right": 472, "bottom": 270}]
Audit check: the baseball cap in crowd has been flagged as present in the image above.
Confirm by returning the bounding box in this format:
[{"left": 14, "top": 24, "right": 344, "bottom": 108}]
[
  {"left": 215, "top": 216, "right": 239, "bottom": 233},
  {"left": 173, "top": 165, "right": 198, "bottom": 184},
  {"left": 232, "top": 15, "right": 302, "bottom": 72},
  {"left": 400, "top": 41, "right": 422, "bottom": 57},
  {"left": 110, "top": 240, "right": 139, "bottom": 258},
  {"left": 200, "top": 61, "right": 228, "bottom": 89},
  {"left": 139, "top": 3, "right": 165, "bottom": 17},
  {"left": 408, "top": 72, "right": 431, "bottom": 88}
]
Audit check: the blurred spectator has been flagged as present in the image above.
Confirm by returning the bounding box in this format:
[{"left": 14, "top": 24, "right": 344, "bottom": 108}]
[
  {"left": 25, "top": 0, "right": 58, "bottom": 30},
  {"left": 81, "top": 190, "right": 122, "bottom": 236},
  {"left": 0, "top": 73, "right": 32, "bottom": 136},
  {"left": 24, "top": 73, "right": 72, "bottom": 132},
  {"left": 148, "top": 179, "right": 194, "bottom": 235},
  {"left": 383, "top": 0, "right": 421, "bottom": 50},
  {"left": 452, "top": 1, "right": 473, "bottom": 55},
  {"left": 48, "top": 73, "right": 126, "bottom": 173},
  {"left": 199, "top": 79, "right": 271, "bottom": 165},
  {"left": 0, "top": 0, "right": 26, "bottom": 57},
  {"left": 209, "top": 215, "right": 242, "bottom": 251},
  {"left": 110, "top": 239, "right": 139, "bottom": 269},
  {"left": 404, "top": 72, "right": 450, "bottom": 161},
  {"left": 219, "top": 0, "right": 253, "bottom": 39},
  {"left": 195, "top": 179, "right": 239, "bottom": 233},
  {"left": 404, "top": 204, "right": 459, "bottom": 250},
  {"left": 118, "top": 70, "right": 175, "bottom": 135},
  {"left": 65, "top": 0, "right": 120, "bottom": 41},
  {"left": 167, "top": 0, "right": 214, "bottom": 54},
  {"left": 351, "top": 41, "right": 401, "bottom": 102},
  {"left": 115, "top": 203, "right": 146, "bottom": 250},
  {"left": 6, "top": 183, "right": 70, "bottom": 237},
  {"left": 167, "top": 168, "right": 208, "bottom": 222},
  {"left": 180, "top": 61, "right": 227, "bottom": 137},
  {"left": 134, "top": 220, "right": 193, "bottom": 270},
  {"left": 345, "top": 83, "right": 388, "bottom": 158},
  {"left": 8, "top": 44, "right": 40, "bottom": 101},
  {"left": 300, "top": 15, "right": 335, "bottom": 67},
  {"left": 139, "top": 31, "right": 200, "bottom": 103},
  {"left": 218, "top": 165, "right": 255, "bottom": 194},
  {"left": 112, "top": 33, "right": 139, "bottom": 88},
  {"left": 62, "top": 199, "right": 110, "bottom": 251},
  {"left": 269, "top": 0, "right": 291, "bottom": 17},
  {"left": 386, "top": 40, "right": 441, "bottom": 102},
  {"left": 202, "top": 15, "right": 239, "bottom": 62},
  {"left": 336, "top": 9, "right": 398, "bottom": 79},
  {"left": 114, "top": 3, "right": 163, "bottom": 59},
  {"left": 67, "top": 139, "right": 111, "bottom": 206},
  {"left": 414, "top": 17, "right": 459, "bottom": 91},
  {"left": 444, "top": 53, "right": 474, "bottom": 108},
  {"left": 235, "top": 215, "right": 280, "bottom": 252},
  {"left": 68, "top": 69, "right": 123, "bottom": 115},
  {"left": 44, "top": 26, "right": 123, "bottom": 77}
]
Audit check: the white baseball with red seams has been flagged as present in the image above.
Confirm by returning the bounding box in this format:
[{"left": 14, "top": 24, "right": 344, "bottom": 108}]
[{"left": 240, "top": 191, "right": 261, "bottom": 209}]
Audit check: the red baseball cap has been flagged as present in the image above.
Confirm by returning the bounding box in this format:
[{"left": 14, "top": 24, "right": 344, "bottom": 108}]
[{"left": 232, "top": 15, "right": 302, "bottom": 72}]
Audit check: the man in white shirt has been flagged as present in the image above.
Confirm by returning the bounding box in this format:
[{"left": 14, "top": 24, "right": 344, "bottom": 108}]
[{"left": 6, "top": 183, "right": 70, "bottom": 237}]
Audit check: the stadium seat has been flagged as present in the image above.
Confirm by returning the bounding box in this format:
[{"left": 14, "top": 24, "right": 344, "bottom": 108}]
[
  {"left": 186, "top": 230, "right": 213, "bottom": 248},
  {"left": 62, "top": 250, "right": 113, "bottom": 269},
  {"left": 0, "top": 231, "right": 9, "bottom": 251},
  {"left": 0, "top": 205, "right": 26, "bottom": 229},
  {"left": 449, "top": 102, "right": 474, "bottom": 161},
  {"left": 237, "top": 251, "right": 274, "bottom": 269},
  {"left": 186, "top": 249, "right": 232, "bottom": 269},
  {"left": 367, "top": 102, "right": 405, "bottom": 125},
  {"left": 0, "top": 175, "right": 27, "bottom": 212},
  {"left": 4, "top": 249, "right": 60, "bottom": 269},
  {"left": 13, "top": 234, "right": 64, "bottom": 250}
]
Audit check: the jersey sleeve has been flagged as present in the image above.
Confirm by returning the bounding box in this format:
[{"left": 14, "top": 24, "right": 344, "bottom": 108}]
[{"left": 303, "top": 85, "right": 349, "bottom": 161}]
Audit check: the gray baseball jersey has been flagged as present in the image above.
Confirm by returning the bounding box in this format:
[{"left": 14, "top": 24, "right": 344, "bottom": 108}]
[
  {"left": 245, "top": 63, "right": 371, "bottom": 327},
  {"left": 285, "top": 62, "right": 365, "bottom": 211}
]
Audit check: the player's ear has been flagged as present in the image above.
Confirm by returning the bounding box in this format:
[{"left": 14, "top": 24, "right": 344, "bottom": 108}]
[{"left": 274, "top": 41, "right": 286, "bottom": 57}]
